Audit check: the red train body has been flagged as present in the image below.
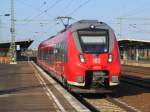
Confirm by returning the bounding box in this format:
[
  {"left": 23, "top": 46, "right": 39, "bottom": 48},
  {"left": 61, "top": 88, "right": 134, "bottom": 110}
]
[{"left": 38, "top": 20, "right": 121, "bottom": 93}]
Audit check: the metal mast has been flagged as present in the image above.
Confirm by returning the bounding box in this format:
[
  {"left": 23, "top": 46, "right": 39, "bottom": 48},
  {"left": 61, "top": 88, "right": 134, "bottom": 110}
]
[
  {"left": 117, "top": 17, "right": 123, "bottom": 39},
  {"left": 10, "top": 0, "right": 17, "bottom": 64},
  {"left": 0, "top": 9, "right": 2, "bottom": 42},
  {"left": 0, "top": 16, "right": 2, "bottom": 41}
]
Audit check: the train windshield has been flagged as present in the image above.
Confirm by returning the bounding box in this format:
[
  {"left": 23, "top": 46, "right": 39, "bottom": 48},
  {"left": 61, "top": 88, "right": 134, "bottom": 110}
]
[{"left": 78, "top": 30, "right": 108, "bottom": 53}]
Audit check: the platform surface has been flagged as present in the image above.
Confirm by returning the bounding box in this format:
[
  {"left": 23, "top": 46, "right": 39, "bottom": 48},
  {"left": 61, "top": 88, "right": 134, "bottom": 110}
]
[{"left": 0, "top": 62, "right": 80, "bottom": 112}]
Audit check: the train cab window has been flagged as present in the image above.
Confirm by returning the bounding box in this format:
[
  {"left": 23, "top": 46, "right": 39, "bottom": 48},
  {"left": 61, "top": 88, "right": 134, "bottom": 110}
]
[{"left": 78, "top": 30, "right": 109, "bottom": 54}]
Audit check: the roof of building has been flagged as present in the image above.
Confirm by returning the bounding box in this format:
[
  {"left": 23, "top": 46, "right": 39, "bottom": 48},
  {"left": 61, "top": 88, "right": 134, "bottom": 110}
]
[
  {"left": 0, "top": 40, "right": 34, "bottom": 49},
  {"left": 118, "top": 39, "right": 150, "bottom": 48}
]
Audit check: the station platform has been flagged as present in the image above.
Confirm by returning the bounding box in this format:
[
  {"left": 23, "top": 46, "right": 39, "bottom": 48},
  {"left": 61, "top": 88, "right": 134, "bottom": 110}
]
[
  {"left": 121, "top": 60, "right": 150, "bottom": 67},
  {"left": 0, "top": 62, "right": 89, "bottom": 112}
]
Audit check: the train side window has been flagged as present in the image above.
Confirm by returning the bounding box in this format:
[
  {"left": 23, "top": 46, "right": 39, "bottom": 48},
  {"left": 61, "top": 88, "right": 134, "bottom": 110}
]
[
  {"left": 53, "top": 48, "right": 58, "bottom": 54},
  {"left": 48, "top": 49, "right": 52, "bottom": 64},
  {"left": 62, "top": 42, "right": 64, "bottom": 61}
]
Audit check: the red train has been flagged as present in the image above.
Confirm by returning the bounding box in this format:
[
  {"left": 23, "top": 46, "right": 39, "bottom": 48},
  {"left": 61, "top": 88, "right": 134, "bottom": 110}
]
[{"left": 38, "top": 20, "right": 121, "bottom": 93}]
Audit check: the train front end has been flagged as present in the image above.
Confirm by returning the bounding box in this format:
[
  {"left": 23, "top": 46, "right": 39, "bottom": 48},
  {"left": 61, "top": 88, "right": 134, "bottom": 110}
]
[{"left": 67, "top": 20, "right": 121, "bottom": 93}]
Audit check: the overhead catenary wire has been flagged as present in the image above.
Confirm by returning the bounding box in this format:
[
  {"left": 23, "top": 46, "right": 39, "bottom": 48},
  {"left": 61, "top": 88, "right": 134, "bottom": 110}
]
[
  {"left": 15, "top": 0, "right": 94, "bottom": 42},
  {"left": 67, "top": 0, "right": 92, "bottom": 16},
  {"left": 17, "top": 0, "right": 62, "bottom": 28},
  {"left": 128, "top": 23, "right": 150, "bottom": 34},
  {"left": 16, "top": 0, "right": 52, "bottom": 23},
  {"left": 59, "top": 0, "right": 75, "bottom": 15},
  {"left": 0, "top": 1, "right": 89, "bottom": 43},
  {"left": 16, "top": 0, "right": 42, "bottom": 12},
  {"left": 15, "top": 0, "right": 74, "bottom": 38},
  {"left": 107, "top": 4, "right": 150, "bottom": 26},
  {"left": 35, "top": 0, "right": 50, "bottom": 11},
  {"left": 116, "top": 17, "right": 150, "bottom": 38},
  {"left": 31, "top": 0, "right": 62, "bottom": 20},
  {"left": 117, "top": 17, "right": 150, "bottom": 21},
  {"left": 14, "top": 0, "right": 51, "bottom": 27},
  {"left": 121, "top": 7, "right": 150, "bottom": 18}
]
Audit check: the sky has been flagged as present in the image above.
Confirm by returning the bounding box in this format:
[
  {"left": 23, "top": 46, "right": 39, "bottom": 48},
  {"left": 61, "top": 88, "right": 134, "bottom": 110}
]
[{"left": 1, "top": 0, "right": 150, "bottom": 48}]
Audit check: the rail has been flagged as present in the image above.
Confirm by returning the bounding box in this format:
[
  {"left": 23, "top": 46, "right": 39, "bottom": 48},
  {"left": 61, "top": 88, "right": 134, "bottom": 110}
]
[{"left": 121, "top": 75, "right": 150, "bottom": 90}]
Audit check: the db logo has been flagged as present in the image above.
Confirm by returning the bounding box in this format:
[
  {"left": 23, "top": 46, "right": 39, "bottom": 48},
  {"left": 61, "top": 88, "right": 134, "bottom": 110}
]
[{"left": 93, "top": 58, "right": 100, "bottom": 63}]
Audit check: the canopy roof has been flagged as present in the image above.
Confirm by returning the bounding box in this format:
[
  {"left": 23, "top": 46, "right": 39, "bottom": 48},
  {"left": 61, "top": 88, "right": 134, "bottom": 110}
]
[
  {"left": 118, "top": 39, "right": 150, "bottom": 49},
  {"left": 0, "top": 40, "right": 33, "bottom": 49}
]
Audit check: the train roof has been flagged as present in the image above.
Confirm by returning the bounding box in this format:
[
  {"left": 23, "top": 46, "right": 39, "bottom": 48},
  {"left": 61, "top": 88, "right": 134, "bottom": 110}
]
[
  {"left": 39, "top": 20, "right": 114, "bottom": 48},
  {"left": 58, "top": 20, "right": 113, "bottom": 33},
  {"left": 68, "top": 20, "right": 113, "bottom": 32}
]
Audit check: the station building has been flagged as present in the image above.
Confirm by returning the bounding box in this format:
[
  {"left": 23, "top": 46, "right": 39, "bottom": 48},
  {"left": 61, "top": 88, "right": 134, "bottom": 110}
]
[
  {"left": 0, "top": 40, "right": 33, "bottom": 63},
  {"left": 118, "top": 39, "right": 150, "bottom": 64}
]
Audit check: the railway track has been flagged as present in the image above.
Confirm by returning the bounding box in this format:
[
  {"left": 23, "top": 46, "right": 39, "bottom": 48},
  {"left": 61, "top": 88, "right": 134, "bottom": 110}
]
[
  {"left": 41, "top": 69, "right": 142, "bottom": 112},
  {"left": 73, "top": 73, "right": 150, "bottom": 111},
  {"left": 121, "top": 75, "right": 150, "bottom": 89},
  {"left": 73, "top": 93, "right": 141, "bottom": 112},
  {"left": 75, "top": 67, "right": 150, "bottom": 112},
  {"left": 122, "top": 65, "right": 150, "bottom": 77},
  {"left": 36, "top": 63, "right": 145, "bottom": 112}
]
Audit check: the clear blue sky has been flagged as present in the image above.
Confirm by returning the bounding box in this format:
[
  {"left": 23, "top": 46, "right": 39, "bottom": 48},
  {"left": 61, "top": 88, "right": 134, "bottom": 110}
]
[{"left": 1, "top": 0, "right": 150, "bottom": 48}]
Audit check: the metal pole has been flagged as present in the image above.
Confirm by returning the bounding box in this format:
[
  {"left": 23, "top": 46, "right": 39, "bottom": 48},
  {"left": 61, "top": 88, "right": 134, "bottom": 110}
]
[
  {"left": 118, "top": 17, "right": 123, "bottom": 39},
  {"left": 0, "top": 7, "right": 1, "bottom": 41},
  {"left": 0, "top": 16, "right": 2, "bottom": 42},
  {"left": 10, "top": 0, "right": 17, "bottom": 64}
]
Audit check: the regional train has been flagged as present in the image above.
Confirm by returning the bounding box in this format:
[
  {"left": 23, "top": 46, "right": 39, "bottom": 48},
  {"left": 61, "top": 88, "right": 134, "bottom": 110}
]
[{"left": 38, "top": 20, "right": 121, "bottom": 93}]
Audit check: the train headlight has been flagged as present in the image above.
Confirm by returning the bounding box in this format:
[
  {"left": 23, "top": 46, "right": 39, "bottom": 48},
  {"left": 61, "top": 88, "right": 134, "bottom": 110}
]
[
  {"left": 89, "top": 24, "right": 96, "bottom": 29},
  {"left": 79, "top": 54, "right": 86, "bottom": 63},
  {"left": 108, "top": 54, "right": 113, "bottom": 63}
]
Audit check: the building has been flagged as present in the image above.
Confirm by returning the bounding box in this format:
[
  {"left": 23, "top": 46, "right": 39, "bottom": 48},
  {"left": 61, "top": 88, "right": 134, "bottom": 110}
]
[
  {"left": 118, "top": 39, "right": 150, "bottom": 63},
  {"left": 0, "top": 40, "right": 33, "bottom": 63}
]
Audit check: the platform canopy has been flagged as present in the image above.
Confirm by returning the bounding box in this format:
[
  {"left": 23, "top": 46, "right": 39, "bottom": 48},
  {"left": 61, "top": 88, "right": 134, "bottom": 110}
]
[
  {"left": 0, "top": 40, "right": 34, "bottom": 61},
  {"left": 118, "top": 39, "right": 150, "bottom": 61},
  {"left": 118, "top": 39, "right": 150, "bottom": 49},
  {"left": 0, "top": 40, "right": 33, "bottom": 49}
]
